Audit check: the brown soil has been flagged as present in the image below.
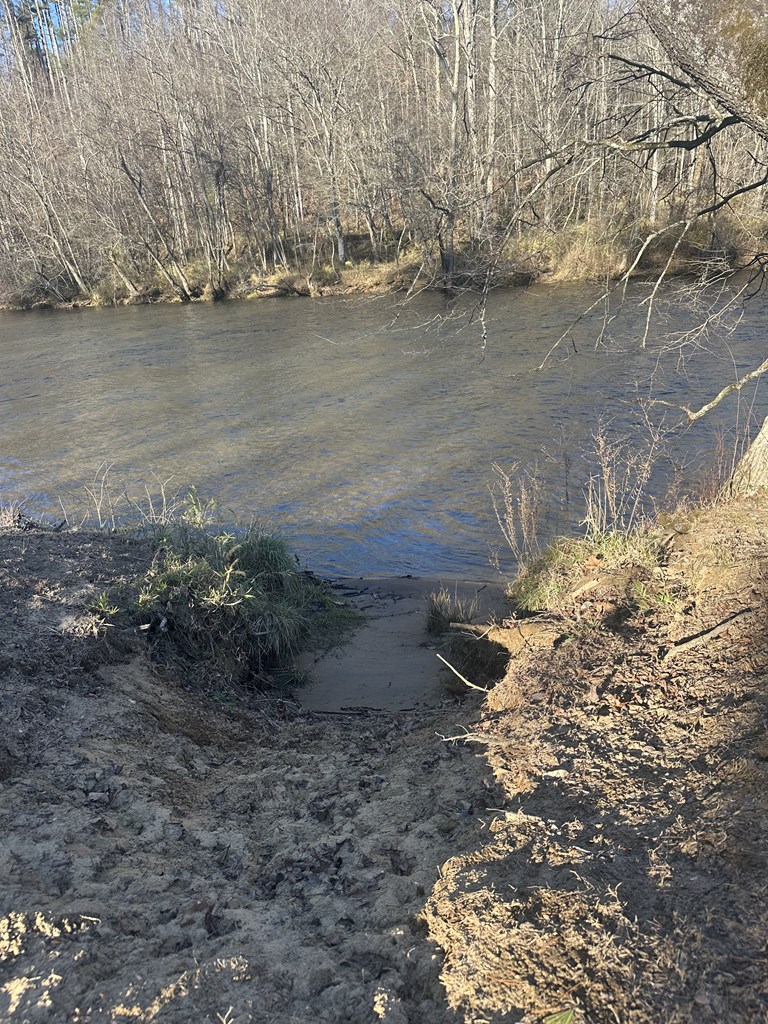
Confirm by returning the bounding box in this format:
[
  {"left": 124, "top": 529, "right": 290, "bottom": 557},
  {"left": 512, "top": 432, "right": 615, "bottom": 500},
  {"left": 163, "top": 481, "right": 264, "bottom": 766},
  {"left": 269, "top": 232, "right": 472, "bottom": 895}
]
[
  {"left": 0, "top": 529, "right": 495, "bottom": 1023},
  {"left": 2, "top": 497, "right": 768, "bottom": 1023},
  {"left": 426, "top": 496, "right": 768, "bottom": 1023}
]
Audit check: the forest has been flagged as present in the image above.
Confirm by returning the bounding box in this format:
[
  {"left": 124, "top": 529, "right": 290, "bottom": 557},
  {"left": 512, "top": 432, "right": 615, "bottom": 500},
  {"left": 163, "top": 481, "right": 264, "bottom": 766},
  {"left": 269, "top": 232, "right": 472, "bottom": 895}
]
[{"left": 1, "top": 0, "right": 767, "bottom": 306}]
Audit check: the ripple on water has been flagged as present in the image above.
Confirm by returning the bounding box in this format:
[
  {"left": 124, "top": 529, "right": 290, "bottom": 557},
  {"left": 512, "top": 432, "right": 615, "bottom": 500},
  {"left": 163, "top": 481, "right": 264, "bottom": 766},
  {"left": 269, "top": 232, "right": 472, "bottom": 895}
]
[{"left": 0, "top": 286, "right": 766, "bottom": 576}]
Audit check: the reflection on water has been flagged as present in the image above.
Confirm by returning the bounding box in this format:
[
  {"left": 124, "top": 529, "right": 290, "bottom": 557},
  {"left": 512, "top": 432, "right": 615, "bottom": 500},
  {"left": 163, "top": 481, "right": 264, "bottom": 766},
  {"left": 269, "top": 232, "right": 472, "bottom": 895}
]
[{"left": 0, "top": 285, "right": 766, "bottom": 577}]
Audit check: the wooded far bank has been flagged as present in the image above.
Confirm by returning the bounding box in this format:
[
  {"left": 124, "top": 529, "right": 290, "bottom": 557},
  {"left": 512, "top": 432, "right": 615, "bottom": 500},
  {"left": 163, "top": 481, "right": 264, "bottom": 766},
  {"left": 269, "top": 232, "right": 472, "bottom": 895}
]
[{"left": 2, "top": 0, "right": 768, "bottom": 308}]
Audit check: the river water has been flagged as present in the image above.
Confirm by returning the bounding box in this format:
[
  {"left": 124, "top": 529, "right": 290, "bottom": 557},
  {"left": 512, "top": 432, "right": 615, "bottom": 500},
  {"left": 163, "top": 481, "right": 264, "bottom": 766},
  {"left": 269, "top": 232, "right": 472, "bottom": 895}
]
[{"left": 1, "top": 284, "right": 766, "bottom": 578}]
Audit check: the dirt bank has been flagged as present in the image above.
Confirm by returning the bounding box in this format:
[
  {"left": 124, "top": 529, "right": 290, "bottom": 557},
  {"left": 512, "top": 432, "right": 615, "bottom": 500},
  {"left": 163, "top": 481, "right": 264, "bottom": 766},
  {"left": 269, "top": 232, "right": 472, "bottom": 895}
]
[
  {"left": 426, "top": 497, "right": 768, "bottom": 1023},
  {"left": 0, "top": 529, "right": 496, "bottom": 1022},
  {"left": 2, "top": 498, "right": 768, "bottom": 1023}
]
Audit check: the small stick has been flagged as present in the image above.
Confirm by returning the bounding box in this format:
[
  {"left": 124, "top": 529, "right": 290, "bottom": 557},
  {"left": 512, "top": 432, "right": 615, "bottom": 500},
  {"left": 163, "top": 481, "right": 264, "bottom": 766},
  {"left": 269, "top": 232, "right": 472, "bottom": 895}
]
[
  {"left": 663, "top": 607, "right": 753, "bottom": 662},
  {"left": 449, "top": 621, "right": 494, "bottom": 639},
  {"left": 438, "top": 732, "right": 493, "bottom": 744},
  {"left": 565, "top": 578, "right": 601, "bottom": 602},
  {"left": 435, "top": 652, "right": 489, "bottom": 692}
]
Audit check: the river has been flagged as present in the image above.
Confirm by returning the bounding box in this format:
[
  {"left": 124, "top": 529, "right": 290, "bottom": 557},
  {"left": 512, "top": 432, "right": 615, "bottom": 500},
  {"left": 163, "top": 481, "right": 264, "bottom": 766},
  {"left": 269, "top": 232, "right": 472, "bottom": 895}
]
[{"left": 1, "top": 283, "right": 766, "bottom": 578}]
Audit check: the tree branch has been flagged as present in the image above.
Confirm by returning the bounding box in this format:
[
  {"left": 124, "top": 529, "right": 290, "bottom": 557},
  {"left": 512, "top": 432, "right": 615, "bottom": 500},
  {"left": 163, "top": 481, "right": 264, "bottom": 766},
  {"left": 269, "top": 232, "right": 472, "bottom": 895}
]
[
  {"left": 681, "top": 357, "right": 768, "bottom": 423},
  {"left": 585, "top": 114, "right": 740, "bottom": 156}
]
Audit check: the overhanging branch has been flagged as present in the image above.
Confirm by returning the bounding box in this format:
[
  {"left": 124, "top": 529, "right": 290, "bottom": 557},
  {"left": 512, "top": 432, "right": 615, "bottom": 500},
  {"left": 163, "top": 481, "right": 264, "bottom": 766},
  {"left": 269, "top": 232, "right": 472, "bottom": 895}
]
[{"left": 672, "top": 357, "right": 768, "bottom": 423}]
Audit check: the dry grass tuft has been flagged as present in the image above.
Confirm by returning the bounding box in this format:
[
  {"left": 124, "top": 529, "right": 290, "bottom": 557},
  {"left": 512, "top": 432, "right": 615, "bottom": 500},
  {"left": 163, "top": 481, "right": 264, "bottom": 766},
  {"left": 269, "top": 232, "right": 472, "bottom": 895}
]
[{"left": 425, "top": 586, "right": 480, "bottom": 636}]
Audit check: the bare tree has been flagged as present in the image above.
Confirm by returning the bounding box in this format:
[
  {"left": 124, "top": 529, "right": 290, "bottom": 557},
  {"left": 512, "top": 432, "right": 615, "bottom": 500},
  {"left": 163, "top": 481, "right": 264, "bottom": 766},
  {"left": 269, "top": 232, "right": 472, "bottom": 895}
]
[
  {"left": 0, "top": 0, "right": 767, "bottom": 324},
  {"left": 635, "top": 0, "right": 768, "bottom": 492}
]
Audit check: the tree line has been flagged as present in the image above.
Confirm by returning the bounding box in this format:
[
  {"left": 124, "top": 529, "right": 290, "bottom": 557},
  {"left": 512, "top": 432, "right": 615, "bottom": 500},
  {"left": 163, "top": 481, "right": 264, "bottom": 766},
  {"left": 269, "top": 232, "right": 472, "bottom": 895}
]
[{"left": 0, "top": 0, "right": 766, "bottom": 306}]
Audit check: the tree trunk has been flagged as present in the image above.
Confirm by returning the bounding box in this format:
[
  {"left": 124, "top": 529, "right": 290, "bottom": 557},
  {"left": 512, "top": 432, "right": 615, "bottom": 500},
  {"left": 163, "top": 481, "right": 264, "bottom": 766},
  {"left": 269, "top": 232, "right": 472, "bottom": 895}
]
[
  {"left": 640, "top": 0, "right": 768, "bottom": 146},
  {"left": 639, "top": 1, "right": 768, "bottom": 494},
  {"left": 731, "top": 416, "right": 768, "bottom": 495}
]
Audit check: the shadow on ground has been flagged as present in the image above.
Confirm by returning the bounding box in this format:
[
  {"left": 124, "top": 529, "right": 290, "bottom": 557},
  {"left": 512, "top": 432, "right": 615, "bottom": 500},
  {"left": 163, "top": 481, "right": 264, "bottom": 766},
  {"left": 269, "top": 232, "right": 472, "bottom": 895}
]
[{"left": 425, "top": 497, "right": 768, "bottom": 1023}]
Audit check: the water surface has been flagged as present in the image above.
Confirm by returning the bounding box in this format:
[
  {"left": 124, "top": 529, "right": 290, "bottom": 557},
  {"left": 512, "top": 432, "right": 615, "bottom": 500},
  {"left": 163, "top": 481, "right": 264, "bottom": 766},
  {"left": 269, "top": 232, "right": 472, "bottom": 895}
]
[{"left": 1, "top": 285, "right": 766, "bottom": 577}]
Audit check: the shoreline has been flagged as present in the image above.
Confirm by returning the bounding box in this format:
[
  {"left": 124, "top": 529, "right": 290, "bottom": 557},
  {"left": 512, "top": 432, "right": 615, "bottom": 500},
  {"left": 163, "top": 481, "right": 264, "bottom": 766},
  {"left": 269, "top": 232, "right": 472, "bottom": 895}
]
[
  {"left": 1, "top": 234, "right": 756, "bottom": 314},
  {"left": 300, "top": 576, "right": 508, "bottom": 712},
  {"left": 1, "top": 493, "right": 767, "bottom": 1020}
]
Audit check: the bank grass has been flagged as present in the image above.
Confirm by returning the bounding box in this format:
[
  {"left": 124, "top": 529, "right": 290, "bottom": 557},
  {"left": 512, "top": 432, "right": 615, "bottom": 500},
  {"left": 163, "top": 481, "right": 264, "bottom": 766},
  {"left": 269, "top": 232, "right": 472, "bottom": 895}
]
[
  {"left": 501, "top": 211, "right": 768, "bottom": 285},
  {"left": 55, "top": 470, "right": 362, "bottom": 689},
  {"left": 244, "top": 249, "right": 425, "bottom": 300},
  {"left": 425, "top": 586, "right": 480, "bottom": 636},
  {"left": 134, "top": 515, "right": 360, "bottom": 688},
  {"left": 508, "top": 528, "right": 664, "bottom": 613},
  {"left": 497, "top": 422, "right": 670, "bottom": 614}
]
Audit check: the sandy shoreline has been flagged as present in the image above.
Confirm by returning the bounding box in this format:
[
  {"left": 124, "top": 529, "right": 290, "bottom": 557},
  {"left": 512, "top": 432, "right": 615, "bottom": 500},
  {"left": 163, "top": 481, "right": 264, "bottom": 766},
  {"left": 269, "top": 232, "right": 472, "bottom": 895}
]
[
  {"left": 0, "top": 528, "right": 496, "bottom": 1023},
  {"left": 2, "top": 513, "right": 768, "bottom": 1021},
  {"left": 299, "top": 577, "right": 508, "bottom": 713}
]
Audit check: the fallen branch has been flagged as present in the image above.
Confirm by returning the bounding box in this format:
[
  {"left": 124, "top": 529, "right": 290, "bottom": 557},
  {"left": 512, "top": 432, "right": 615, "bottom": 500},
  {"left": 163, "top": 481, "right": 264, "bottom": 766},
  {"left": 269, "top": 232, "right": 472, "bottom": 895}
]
[
  {"left": 654, "top": 356, "right": 768, "bottom": 423},
  {"left": 435, "top": 652, "right": 489, "bottom": 692},
  {"left": 449, "top": 621, "right": 494, "bottom": 639},
  {"left": 564, "top": 578, "right": 602, "bottom": 603},
  {"left": 662, "top": 607, "right": 754, "bottom": 661}
]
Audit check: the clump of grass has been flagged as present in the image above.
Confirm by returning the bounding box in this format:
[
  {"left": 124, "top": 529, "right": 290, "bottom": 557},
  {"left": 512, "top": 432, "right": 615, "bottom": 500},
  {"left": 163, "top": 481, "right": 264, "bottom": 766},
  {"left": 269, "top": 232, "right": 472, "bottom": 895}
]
[
  {"left": 498, "top": 420, "right": 671, "bottom": 613},
  {"left": 65, "top": 471, "right": 361, "bottom": 686},
  {"left": 508, "top": 537, "right": 584, "bottom": 612},
  {"left": 0, "top": 498, "right": 42, "bottom": 530},
  {"left": 425, "top": 586, "right": 480, "bottom": 636},
  {"left": 87, "top": 592, "right": 120, "bottom": 619},
  {"left": 509, "top": 529, "right": 663, "bottom": 613},
  {"left": 132, "top": 494, "right": 360, "bottom": 688}
]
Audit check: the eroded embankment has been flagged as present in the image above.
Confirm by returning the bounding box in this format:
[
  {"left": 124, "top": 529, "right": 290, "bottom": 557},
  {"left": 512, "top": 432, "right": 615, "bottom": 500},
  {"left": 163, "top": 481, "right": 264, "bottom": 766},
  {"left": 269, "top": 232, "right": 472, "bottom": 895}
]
[
  {"left": 4, "top": 499, "right": 768, "bottom": 1024},
  {"left": 426, "top": 497, "right": 768, "bottom": 1024},
  {"left": 0, "top": 529, "right": 495, "bottom": 1023}
]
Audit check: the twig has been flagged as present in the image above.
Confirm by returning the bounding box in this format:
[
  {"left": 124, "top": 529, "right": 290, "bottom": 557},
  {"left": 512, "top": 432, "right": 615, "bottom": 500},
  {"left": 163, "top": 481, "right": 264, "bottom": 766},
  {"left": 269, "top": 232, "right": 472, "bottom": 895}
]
[
  {"left": 437, "top": 728, "right": 493, "bottom": 744},
  {"left": 308, "top": 706, "right": 434, "bottom": 716},
  {"left": 435, "top": 652, "right": 489, "bottom": 692},
  {"left": 565, "top": 578, "right": 602, "bottom": 602},
  {"left": 662, "top": 607, "right": 754, "bottom": 662},
  {"left": 449, "top": 621, "right": 493, "bottom": 639}
]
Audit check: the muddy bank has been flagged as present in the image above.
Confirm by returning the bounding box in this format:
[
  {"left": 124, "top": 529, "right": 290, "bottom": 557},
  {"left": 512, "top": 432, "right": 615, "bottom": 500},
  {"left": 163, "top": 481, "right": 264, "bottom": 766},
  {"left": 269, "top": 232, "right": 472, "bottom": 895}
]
[
  {"left": 0, "top": 529, "right": 497, "bottom": 1022},
  {"left": 426, "top": 497, "right": 768, "bottom": 1023},
  {"left": 3, "top": 500, "right": 768, "bottom": 1023}
]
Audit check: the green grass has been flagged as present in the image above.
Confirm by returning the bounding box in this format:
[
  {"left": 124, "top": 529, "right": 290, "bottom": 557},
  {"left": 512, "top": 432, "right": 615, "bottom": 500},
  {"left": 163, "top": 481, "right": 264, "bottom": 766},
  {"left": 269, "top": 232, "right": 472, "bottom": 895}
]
[
  {"left": 133, "top": 509, "right": 360, "bottom": 688},
  {"left": 509, "top": 528, "right": 664, "bottom": 613}
]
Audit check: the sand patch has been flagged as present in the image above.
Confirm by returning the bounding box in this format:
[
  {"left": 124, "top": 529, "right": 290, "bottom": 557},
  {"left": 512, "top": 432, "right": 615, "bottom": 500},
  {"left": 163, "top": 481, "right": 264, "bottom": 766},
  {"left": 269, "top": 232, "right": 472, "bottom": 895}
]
[
  {"left": 0, "top": 531, "right": 498, "bottom": 1023},
  {"left": 298, "top": 578, "right": 507, "bottom": 711}
]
